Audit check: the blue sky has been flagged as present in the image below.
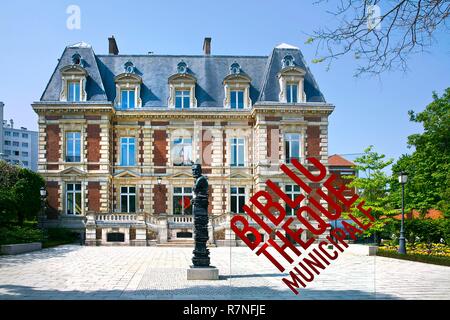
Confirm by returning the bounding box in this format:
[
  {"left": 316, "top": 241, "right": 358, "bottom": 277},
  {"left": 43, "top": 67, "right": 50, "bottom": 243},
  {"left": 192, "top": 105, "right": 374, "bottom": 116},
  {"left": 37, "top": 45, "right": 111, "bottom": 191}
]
[{"left": 0, "top": 0, "right": 448, "bottom": 170}]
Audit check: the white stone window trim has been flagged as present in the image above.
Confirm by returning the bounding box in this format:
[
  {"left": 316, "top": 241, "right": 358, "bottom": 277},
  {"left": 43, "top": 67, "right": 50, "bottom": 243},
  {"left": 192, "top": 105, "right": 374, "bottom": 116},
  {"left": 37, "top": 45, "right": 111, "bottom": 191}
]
[
  {"left": 229, "top": 137, "right": 246, "bottom": 168},
  {"left": 223, "top": 81, "right": 252, "bottom": 109},
  {"left": 65, "top": 182, "right": 83, "bottom": 215},
  {"left": 278, "top": 67, "right": 306, "bottom": 103},
  {"left": 282, "top": 130, "right": 305, "bottom": 165},
  {"left": 168, "top": 82, "right": 197, "bottom": 109},
  {"left": 120, "top": 185, "right": 137, "bottom": 213},
  {"left": 114, "top": 73, "right": 143, "bottom": 109},
  {"left": 230, "top": 186, "right": 246, "bottom": 214},
  {"left": 118, "top": 136, "right": 137, "bottom": 167},
  {"left": 60, "top": 65, "right": 88, "bottom": 102}
]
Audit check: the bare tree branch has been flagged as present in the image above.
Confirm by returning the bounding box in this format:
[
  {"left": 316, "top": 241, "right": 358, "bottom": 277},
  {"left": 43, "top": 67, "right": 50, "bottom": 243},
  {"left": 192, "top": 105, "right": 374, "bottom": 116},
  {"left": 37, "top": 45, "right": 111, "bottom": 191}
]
[{"left": 308, "top": 0, "right": 450, "bottom": 76}]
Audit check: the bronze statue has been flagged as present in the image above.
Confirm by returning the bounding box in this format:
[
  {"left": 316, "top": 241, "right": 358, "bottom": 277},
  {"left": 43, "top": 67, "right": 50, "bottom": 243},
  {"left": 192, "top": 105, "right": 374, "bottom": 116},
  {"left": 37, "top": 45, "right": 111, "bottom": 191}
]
[{"left": 191, "top": 164, "right": 210, "bottom": 267}]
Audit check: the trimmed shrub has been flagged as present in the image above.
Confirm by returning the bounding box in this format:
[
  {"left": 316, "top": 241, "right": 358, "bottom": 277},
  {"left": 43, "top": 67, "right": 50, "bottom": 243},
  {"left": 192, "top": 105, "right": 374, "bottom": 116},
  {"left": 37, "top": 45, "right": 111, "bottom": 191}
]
[{"left": 0, "top": 226, "right": 44, "bottom": 245}]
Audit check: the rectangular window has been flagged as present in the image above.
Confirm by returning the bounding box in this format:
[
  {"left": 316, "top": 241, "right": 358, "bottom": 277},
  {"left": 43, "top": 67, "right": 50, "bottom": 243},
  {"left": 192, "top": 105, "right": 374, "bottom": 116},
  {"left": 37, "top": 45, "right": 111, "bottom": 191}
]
[
  {"left": 22, "top": 161, "right": 29, "bottom": 166},
  {"left": 13, "top": 132, "right": 19, "bottom": 137},
  {"left": 4, "top": 141, "right": 10, "bottom": 146},
  {"left": 68, "top": 81, "right": 81, "bottom": 102},
  {"left": 13, "top": 160, "right": 19, "bottom": 165},
  {"left": 66, "top": 132, "right": 81, "bottom": 162},
  {"left": 121, "top": 89, "right": 135, "bottom": 109},
  {"left": 230, "top": 187, "right": 246, "bottom": 214},
  {"left": 172, "top": 138, "right": 193, "bottom": 166},
  {"left": 120, "top": 137, "right": 136, "bottom": 166},
  {"left": 22, "top": 151, "right": 28, "bottom": 157},
  {"left": 230, "top": 90, "right": 244, "bottom": 109},
  {"left": 173, "top": 187, "right": 192, "bottom": 215},
  {"left": 22, "top": 142, "right": 28, "bottom": 148},
  {"left": 22, "top": 133, "right": 29, "bottom": 139},
  {"left": 12, "top": 141, "right": 19, "bottom": 147},
  {"left": 285, "top": 133, "right": 301, "bottom": 163},
  {"left": 66, "top": 183, "right": 82, "bottom": 215},
  {"left": 13, "top": 151, "right": 19, "bottom": 156},
  {"left": 230, "top": 138, "right": 245, "bottom": 167},
  {"left": 286, "top": 84, "right": 298, "bottom": 103},
  {"left": 120, "top": 186, "right": 136, "bottom": 213},
  {"left": 285, "top": 184, "right": 302, "bottom": 216},
  {"left": 4, "top": 131, "right": 10, "bottom": 136},
  {"left": 4, "top": 150, "right": 11, "bottom": 155},
  {"left": 175, "top": 90, "right": 190, "bottom": 109}
]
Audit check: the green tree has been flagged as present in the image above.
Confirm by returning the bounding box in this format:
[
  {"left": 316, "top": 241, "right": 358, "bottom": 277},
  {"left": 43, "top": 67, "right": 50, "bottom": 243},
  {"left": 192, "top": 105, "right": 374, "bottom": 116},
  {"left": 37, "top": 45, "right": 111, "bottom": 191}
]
[
  {"left": 345, "top": 146, "right": 396, "bottom": 244},
  {"left": 0, "top": 161, "right": 45, "bottom": 225},
  {"left": 390, "top": 88, "right": 450, "bottom": 217}
]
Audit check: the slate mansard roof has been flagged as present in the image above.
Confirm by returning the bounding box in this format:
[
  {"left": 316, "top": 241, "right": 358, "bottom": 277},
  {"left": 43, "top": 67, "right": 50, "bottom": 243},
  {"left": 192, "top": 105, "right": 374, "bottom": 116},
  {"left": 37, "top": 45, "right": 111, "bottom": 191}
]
[{"left": 40, "top": 42, "right": 326, "bottom": 106}]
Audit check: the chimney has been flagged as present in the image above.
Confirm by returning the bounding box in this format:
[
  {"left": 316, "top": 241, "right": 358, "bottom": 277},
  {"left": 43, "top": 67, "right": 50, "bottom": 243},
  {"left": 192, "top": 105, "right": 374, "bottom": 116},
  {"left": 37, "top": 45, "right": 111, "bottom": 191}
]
[
  {"left": 108, "top": 35, "right": 119, "bottom": 55},
  {"left": 203, "top": 37, "right": 211, "bottom": 55}
]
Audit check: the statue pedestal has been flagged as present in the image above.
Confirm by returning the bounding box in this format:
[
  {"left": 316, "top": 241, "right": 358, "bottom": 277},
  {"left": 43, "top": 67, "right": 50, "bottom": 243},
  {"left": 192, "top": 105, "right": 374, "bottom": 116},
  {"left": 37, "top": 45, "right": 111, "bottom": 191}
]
[{"left": 187, "top": 266, "right": 219, "bottom": 280}]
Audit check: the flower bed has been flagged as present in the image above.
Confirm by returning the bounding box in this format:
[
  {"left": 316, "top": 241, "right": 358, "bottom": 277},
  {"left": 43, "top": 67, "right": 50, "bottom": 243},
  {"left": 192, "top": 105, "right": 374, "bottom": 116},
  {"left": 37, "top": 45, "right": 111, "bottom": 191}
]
[{"left": 377, "top": 243, "right": 450, "bottom": 266}]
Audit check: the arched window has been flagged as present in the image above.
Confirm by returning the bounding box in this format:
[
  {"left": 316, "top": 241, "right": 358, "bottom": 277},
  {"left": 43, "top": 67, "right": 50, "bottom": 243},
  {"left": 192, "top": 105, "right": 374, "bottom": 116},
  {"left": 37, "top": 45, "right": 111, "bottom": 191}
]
[
  {"left": 282, "top": 55, "right": 295, "bottom": 68},
  {"left": 71, "top": 53, "right": 82, "bottom": 66},
  {"left": 230, "top": 62, "right": 241, "bottom": 75},
  {"left": 177, "top": 61, "right": 188, "bottom": 74},
  {"left": 124, "top": 61, "right": 135, "bottom": 74}
]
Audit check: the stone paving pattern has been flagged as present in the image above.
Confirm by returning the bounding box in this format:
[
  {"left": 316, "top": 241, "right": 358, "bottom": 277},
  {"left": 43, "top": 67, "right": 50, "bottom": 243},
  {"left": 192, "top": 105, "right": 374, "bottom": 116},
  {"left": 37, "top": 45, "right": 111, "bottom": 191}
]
[{"left": 0, "top": 245, "right": 449, "bottom": 300}]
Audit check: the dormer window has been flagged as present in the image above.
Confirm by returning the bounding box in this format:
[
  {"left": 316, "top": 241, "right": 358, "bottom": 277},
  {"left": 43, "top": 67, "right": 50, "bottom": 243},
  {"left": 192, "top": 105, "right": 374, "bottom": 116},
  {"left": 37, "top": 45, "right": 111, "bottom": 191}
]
[
  {"left": 114, "top": 62, "right": 142, "bottom": 109},
  {"left": 175, "top": 90, "right": 190, "bottom": 109},
  {"left": 278, "top": 55, "right": 306, "bottom": 103},
  {"left": 168, "top": 61, "right": 197, "bottom": 109},
  {"left": 121, "top": 89, "right": 136, "bottom": 109},
  {"left": 286, "top": 83, "right": 298, "bottom": 103},
  {"left": 60, "top": 64, "right": 87, "bottom": 102},
  {"left": 68, "top": 81, "right": 81, "bottom": 102},
  {"left": 230, "top": 90, "right": 244, "bottom": 109},
  {"left": 223, "top": 62, "right": 252, "bottom": 109}
]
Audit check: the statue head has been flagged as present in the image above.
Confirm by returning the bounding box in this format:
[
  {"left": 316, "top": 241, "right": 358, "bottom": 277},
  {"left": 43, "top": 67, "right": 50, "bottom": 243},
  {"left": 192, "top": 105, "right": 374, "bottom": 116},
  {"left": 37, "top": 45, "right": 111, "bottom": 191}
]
[{"left": 192, "top": 164, "right": 202, "bottom": 178}]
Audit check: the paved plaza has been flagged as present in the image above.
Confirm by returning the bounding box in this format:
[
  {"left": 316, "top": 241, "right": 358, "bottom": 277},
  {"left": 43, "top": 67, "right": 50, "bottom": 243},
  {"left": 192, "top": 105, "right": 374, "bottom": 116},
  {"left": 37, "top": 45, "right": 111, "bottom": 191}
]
[{"left": 0, "top": 245, "right": 449, "bottom": 300}]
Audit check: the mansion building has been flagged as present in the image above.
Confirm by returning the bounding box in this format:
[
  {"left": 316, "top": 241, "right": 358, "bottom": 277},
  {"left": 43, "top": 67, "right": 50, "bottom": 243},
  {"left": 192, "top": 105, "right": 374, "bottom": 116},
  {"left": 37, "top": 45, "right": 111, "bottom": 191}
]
[{"left": 32, "top": 37, "right": 335, "bottom": 246}]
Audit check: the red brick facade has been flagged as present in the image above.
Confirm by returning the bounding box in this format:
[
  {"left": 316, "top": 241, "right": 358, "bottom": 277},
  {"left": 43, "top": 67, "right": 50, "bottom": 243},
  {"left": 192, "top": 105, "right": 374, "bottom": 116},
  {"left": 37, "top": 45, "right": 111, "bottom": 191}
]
[
  {"left": 87, "top": 124, "right": 101, "bottom": 170},
  {"left": 153, "top": 130, "right": 167, "bottom": 174},
  {"left": 88, "top": 181, "right": 101, "bottom": 212},
  {"left": 46, "top": 124, "right": 60, "bottom": 170},
  {"left": 153, "top": 185, "right": 167, "bottom": 214},
  {"left": 46, "top": 181, "right": 60, "bottom": 219},
  {"left": 306, "top": 126, "right": 320, "bottom": 159}
]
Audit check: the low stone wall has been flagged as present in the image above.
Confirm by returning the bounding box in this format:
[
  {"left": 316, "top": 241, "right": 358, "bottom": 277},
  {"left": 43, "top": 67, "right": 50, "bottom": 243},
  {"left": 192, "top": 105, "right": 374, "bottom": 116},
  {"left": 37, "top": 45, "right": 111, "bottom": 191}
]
[{"left": 1, "top": 242, "right": 42, "bottom": 255}]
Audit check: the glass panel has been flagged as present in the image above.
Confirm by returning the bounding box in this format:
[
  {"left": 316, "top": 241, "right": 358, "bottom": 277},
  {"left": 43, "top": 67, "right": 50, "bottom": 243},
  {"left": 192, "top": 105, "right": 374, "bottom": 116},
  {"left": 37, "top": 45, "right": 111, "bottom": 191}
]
[
  {"left": 129, "top": 195, "right": 136, "bottom": 213},
  {"left": 121, "top": 141, "right": 127, "bottom": 165},
  {"left": 291, "top": 140, "right": 300, "bottom": 160},
  {"left": 75, "top": 192, "right": 82, "bottom": 215},
  {"left": 231, "top": 142, "right": 237, "bottom": 166},
  {"left": 173, "top": 195, "right": 182, "bottom": 214},
  {"left": 129, "top": 187, "right": 136, "bottom": 194},
  {"left": 185, "top": 187, "right": 192, "bottom": 193},
  {"left": 231, "top": 195, "right": 237, "bottom": 213},
  {"left": 121, "top": 186, "right": 127, "bottom": 193},
  {"left": 128, "top": 90, "right": 135, "bottom": 108},
  {"left": 238, "top": 195, "right": 245, "bottom": 214},
  {"left": 183, "top": 96, "right": 190, "bottom": 109},
  {"left": 175, "top": 96, "right": 182, "bottom": 109},
  {"left": 121, "top": 195, "right": 128, "bottom": 212},
  {"left": 67, "top": 193, "right": 74, "bottom": 215},
  {"left": 174, "top": 187, "right": 182, "bottom": 194},
  {"left": 231, "top": 91, "right": 237, "bottom": 109},
  {"left": 67, "top": 184, "right": 73, "bottom": 191},
  {"left": 121, "top": 90, "right": 128, "bottom": 109},
  {"left": 128, "top": 141, "right": 135, "bottom": 166},
  {"left": 292, "top": 85, "right": 298, "bottom": 103},
  {"left": 183, "top": 196, "right": 192, "bottom": 215},
  {"left": 75, "top": 184, "right": 81, "bottom": 191},
  {"left": 238, "top": 141, "right": 244, "bottom": 166},
  {"left": 231, "top": 187, "right": 237, "bottom": 194},
  {"left": 237, "top": 91, "right": 244, "bottom": 108}
]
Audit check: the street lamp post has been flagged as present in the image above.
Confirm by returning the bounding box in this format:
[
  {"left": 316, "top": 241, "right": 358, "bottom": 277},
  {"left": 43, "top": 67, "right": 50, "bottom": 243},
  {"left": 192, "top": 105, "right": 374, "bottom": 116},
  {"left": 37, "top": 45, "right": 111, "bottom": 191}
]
[
  {"left": 398, "top": 172, "right": 408, "bottom": 254},
  {"left": 38, "top": 187, "right": 47, "bottom": 229}
]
